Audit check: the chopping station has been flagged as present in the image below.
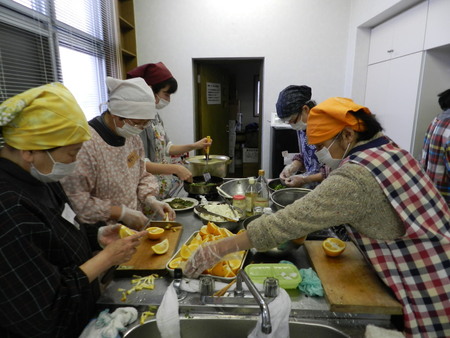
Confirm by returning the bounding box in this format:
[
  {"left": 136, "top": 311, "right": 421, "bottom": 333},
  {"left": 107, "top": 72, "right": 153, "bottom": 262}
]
[{"left": 98, "top": 179, "right": 402, "bottom": 337}]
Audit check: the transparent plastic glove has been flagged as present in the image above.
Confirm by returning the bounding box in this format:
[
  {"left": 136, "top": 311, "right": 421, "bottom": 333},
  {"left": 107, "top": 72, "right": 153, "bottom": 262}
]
[
  {"left": 284, "top": 174, "right": 307, "bottom": 187},
  {"left": 184, "top": 236, "right": 243, "bottom": 278},
  {"left": 146, "top": 196, "right": 176, "bottom": 220},
  {"left": 279, "top": 163, "right": 298, "bottom": 180},
  {"left": 98, "top": 224, "right": 121, "bottom": 248},
  {"left": 119, "top": 205, "right": 148, "bottom": 230}
]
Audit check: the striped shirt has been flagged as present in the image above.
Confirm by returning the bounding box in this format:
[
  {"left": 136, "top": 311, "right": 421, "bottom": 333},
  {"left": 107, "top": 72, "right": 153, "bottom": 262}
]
[{"left": 420, "top": 109, "right": 450, "bottom": 205}]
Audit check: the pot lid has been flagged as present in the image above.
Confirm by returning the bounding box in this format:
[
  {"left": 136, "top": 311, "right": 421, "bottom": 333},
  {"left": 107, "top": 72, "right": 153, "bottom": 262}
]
[{"left": 186, "top": 155, "right": 230, "bottom": 164}]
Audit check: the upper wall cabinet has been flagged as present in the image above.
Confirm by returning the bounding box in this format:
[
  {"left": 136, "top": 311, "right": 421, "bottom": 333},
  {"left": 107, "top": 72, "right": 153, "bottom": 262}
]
[
  {"left": 424, "top": 0, "right": 450, "bottom": 50},
  {"left": 368, "top": 1, "right": 427, "bottom": 65},
  {"left": 117, "top": 0, "right": 137, "bottom": 77}
]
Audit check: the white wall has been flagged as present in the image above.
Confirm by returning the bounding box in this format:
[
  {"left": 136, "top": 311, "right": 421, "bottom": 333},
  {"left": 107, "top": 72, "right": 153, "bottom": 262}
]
[{"left": 134, "top": 0, "right": 352, "bottom": 175}]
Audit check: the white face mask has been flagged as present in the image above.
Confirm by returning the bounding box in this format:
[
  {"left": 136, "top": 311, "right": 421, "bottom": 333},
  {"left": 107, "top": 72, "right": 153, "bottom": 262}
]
[
  {"left": 290, "top": 119, "right": 307, "bottom": 131},
  {"left": 114, "top": 119, "right": 143, "bottom": 138},
  {"left": 315, "top": 134, "right": 350, "bottom": 170},
  {"left": 30, "top": 151, "right": 77, "bottom": 183},
  {"left": 155, "top": 96, "right": 170, "bottom": 110}
]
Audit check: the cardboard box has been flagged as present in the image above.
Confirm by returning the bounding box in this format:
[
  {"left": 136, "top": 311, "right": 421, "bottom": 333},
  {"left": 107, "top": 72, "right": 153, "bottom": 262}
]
[{"left": 243, "top": 147, "right": 258, "bottom": 163}]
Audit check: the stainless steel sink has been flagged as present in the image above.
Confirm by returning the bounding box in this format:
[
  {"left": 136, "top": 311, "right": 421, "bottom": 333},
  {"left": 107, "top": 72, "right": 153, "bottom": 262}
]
[{"left": 123, "top": 315, "right": 350, "bottom": 338}]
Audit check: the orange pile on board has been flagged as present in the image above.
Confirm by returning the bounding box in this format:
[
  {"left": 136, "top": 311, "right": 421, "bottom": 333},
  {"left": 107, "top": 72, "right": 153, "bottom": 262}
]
[
  {"left": 168, "top": 221, "right": 245, "bottom": 277},
  {"left": 322, "top": 237, "right": 346, "bottom": 257}
]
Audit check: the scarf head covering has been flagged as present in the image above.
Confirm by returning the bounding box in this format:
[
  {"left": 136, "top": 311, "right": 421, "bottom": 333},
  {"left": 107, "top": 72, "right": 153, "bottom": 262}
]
[
  {"left": 126, "top": 62, "right": 173, "bottom": 87},
  {"left": 106, "top": 77, "right": 156, "bottom": 119},
  {"left": 307, "top": 97, "right": 371, "bottom": 144},
  {"left": 0, "top": 82, "right": 90, "bottom": 150},
  {"left": 276, "top": 85, "right": 312, "bottom": 118}
]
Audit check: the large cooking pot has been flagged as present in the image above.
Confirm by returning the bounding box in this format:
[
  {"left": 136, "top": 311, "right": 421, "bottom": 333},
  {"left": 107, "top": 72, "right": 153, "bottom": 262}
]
[
  {"left": 183, "top": 176, "right": 223, "bottom": 195},
  {"left": 185, "top": 155, "right": 231, "bottom": 178}
]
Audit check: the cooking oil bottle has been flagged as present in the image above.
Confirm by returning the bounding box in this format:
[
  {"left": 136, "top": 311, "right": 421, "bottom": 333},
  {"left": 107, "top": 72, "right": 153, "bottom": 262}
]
[
  {"left": 254, "top": 169, "right": 269, "bottom": 211},
  {"left": 245, "top": 177, "right": 257, "bottom": 216}
]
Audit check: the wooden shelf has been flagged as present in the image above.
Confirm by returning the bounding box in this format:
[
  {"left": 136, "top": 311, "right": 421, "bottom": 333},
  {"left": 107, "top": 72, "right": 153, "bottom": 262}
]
[{"left": 117, "top": 0, "right": 137, "bottom": 76}]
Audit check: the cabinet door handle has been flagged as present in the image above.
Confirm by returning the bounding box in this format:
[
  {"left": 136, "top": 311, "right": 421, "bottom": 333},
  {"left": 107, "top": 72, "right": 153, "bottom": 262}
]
[{"left": 387, "top": 49, "right": 394, "bottom": 53}]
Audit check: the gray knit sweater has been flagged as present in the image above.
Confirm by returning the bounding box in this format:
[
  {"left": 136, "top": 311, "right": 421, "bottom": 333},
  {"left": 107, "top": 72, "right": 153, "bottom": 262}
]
[{"left": 247, "top": 137, "right": 405, "bottom": 251}]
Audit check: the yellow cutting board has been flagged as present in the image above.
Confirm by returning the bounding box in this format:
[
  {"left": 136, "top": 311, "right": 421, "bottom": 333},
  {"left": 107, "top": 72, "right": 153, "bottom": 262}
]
[{"left": 304, "top": 240, "right": 402, "bottom": 315}]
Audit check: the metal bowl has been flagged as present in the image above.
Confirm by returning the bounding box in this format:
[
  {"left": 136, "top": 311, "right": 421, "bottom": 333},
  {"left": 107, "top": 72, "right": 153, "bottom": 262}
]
[
  {"left": 194, "top": 203, "right": 245, "bottom": 232},
  {"left": 270, "top": 188, "right": 312, "bottom": 210},
  {"left": 185, "top": 155, "right": 231, "bottom": 178},
  {"left": 268, "top": 178, "right": 287, "bottom": 194},
  {"left": 217, "top": 178, "right": 250, "bottom": 200}
]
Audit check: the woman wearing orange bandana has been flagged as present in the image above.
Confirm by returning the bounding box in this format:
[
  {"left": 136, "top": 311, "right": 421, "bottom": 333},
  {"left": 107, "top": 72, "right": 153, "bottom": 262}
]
[{"left": 184, "top": 97, "right": 450, "bottom": 338}]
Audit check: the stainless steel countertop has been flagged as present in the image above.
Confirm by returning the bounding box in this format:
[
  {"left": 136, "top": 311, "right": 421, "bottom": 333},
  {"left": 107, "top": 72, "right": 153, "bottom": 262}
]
[{"left": 97, "top": 203, "right": 394, "bottom": 337}]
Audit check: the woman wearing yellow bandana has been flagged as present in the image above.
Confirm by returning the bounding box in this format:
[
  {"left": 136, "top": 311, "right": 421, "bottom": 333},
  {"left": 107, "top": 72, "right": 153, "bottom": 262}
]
[{"left": 0, "top": 83, "right": 146, "bottom": 337}]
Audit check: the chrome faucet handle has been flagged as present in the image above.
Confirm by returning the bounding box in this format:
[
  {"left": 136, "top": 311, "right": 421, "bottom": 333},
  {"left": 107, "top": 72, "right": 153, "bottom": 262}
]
[
  {"left": 173, "top": 268, "right": 187, "bottom": 301},
  {"left": 199, "top": 276, "right": 215, "bottom": 297},
  {"left": 263, "top": 277, "right": 279, "bottom": 298}
]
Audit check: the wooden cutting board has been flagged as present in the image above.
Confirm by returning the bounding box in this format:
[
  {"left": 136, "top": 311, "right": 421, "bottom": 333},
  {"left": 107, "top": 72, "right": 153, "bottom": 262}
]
[
  {"left": 116, "top": 222, "right": 183, "bottom": 275},
  {"left": 304, "top": 240, "right": 402, "bottom": 315}
]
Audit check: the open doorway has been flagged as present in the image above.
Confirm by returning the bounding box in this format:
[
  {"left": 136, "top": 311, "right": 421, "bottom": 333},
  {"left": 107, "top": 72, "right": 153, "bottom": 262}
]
[{"left": 193, "top": 58, "right": 264, "bottom": 178}]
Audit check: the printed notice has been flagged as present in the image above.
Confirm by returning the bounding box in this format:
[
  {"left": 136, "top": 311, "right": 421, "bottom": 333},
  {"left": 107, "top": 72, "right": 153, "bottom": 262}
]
[{"left": 207, "top": 82, "right": 221, "bottom": 105}]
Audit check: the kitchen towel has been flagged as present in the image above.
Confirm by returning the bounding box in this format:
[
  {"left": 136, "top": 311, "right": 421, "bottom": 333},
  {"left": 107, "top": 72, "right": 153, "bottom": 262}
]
[
  {"left": 79, "top": 307, "right": 138, "bottom": 338},
  {"left": 156, "top": 281, "right": 181, "bottom": 338},
  {"left": 247, "top": 287, "right": 291, "bottom": 338}
]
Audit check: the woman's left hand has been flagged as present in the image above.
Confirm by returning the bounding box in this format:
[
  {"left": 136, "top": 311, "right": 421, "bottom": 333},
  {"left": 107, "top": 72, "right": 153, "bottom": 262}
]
[
  {"left": 97, "top": 224, "right": 121, "bottom": 248},
  {"left": 285, "top": 175, "right": 308, "bottom": 187}
]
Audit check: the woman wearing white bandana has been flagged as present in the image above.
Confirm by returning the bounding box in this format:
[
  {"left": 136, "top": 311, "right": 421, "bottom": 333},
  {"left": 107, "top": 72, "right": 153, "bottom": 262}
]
[{"left": 61, "top": 77, "right": 175, "bottom": 230}]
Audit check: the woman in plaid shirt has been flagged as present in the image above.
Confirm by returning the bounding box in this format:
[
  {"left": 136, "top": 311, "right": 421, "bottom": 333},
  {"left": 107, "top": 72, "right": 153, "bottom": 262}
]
[
  {"left": 186, "top": 97, "right": 450, "bottom": 337},
  {"left": 421, "top": 88, "right": 450, "bottom": 206},
  {"left": 0, "top": 83, "right": 146, "bottom": 337}
]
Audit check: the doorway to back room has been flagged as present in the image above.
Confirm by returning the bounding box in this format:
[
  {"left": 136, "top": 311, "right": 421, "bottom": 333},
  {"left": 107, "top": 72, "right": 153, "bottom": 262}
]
[{"left": 193, "top": 58, "right": 264, "bottom": 178}]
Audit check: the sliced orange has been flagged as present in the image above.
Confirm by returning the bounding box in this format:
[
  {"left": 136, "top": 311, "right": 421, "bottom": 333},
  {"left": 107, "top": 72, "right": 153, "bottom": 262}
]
[
  {"left": 210, "top": 261, "right": 227, "bottom": 277},
  {"left": 228, "top": 258, "right": 242, "bottom": 273},
  {"left": 180, "top": 244, "right": 193, "bottom": 260},
  {"left": 206, "top": 221, "right": 221, "bottom": 235},
  {"left": 219, "top": 227, "right": 233, "bottom": 238},
  {"left": 152, "top": 239, "right": 169, "bottom": 254},
  {"left": 119, "top": 225, "right": 137, "bottom": 238},
  {"left": 168, "top": 257, "right": 184, "bottom": 269},
  {"left": 147, "top": 227, "right": 164, "bottom": 240},
  {"left": 190, "top": 234, "right": 203, "bottom": 245},
  {"left": 322, "top": 238, "right": 346, "bottom": 257},
  {"left": 199, "top": 226, "right": 208, "bottom": 237},
  {"left": 188, "top": 243, "right": 200, "bottom": 253}
]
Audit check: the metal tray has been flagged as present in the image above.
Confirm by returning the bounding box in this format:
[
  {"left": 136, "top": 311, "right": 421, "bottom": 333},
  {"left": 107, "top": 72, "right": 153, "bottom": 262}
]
[{"left": 166, "top": 231, "right": 248, "bottom": 282}]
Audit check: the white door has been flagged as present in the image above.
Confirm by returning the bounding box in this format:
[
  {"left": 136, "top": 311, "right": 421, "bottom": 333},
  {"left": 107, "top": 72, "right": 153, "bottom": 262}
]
[{"left": 365, "top": 52, "right": 424, "bottom": 152}]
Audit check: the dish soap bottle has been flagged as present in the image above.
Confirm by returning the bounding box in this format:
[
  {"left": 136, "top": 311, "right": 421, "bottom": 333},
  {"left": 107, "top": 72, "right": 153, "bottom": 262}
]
[
  {"left": 245, "top": 177, "right": 257, "bottom": 217},
  {"left": 254, "top": 169, "right": 269, "bottom": 210}
]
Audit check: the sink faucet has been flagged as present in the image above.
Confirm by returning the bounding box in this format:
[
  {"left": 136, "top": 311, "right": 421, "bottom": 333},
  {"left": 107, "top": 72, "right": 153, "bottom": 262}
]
[
  {"left": 234, "top": 270, "right": 272, "bottom": 334},
  {"left": 173, "top": 268, "right": 187, "bottom": 301}
]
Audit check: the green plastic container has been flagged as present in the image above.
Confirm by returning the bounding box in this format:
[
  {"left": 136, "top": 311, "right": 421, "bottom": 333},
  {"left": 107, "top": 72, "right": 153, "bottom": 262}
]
[{"left": 244, "top": 263, "right": 302, "bottom": 289}]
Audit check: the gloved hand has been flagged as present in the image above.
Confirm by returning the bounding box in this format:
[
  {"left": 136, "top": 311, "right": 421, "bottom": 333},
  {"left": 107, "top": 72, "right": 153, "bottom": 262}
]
[
  {"left": 184, "top": 236, "right": 245, "bottom": 278},
  {"left": 285, "top": 175, "right": 308, "bottom": 187},
  {"left": 145, "top": 196, "right": 176, "bottom": 220},
  {"left": 119, "top": 205, "right": 149, "bottom": 230},
  {"left": 279, "top": 161, "right": 301, "bottom": 180},
  {"left": 98, "top": 223, "right": 121, "bottom": 248}
]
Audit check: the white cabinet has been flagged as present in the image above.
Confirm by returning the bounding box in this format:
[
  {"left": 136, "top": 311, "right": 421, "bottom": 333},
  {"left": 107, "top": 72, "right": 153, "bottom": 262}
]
[
  {"left": 368, "top": 1, "right": 427, "bottom": 65},
  {"left": 424, "top": 0, "right": 450, "bottom": 50},
  {"left": 365, "top": 53, "right": 424, "bottom": 152}
]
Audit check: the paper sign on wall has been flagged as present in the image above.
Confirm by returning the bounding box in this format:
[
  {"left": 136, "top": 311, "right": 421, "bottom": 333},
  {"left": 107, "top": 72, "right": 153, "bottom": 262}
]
[{"left": 207, "top": 82, "right": 221, "bottom": 105}]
